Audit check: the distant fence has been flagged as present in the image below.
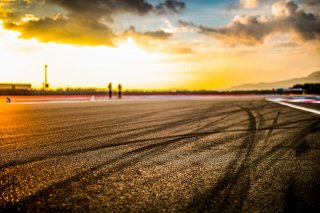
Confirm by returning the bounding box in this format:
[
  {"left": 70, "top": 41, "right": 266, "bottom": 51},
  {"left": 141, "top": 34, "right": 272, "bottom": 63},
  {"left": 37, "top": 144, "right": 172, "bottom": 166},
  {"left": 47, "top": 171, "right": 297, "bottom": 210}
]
[{"left": 0, "top": 89, "right": 32, "bottom": 95}]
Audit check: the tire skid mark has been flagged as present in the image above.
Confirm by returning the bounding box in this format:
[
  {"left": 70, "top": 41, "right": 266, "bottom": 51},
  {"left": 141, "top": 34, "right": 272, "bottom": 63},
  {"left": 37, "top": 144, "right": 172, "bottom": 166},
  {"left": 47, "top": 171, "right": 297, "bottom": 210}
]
[
  {"left": 251, "top": 119, "right": 320, "bottom": 181},
  {"left": 261, "top": 111, "right": 281, "bottom": 148},
  {"left": 0, "top": 127, "right": 302, "bottom": 170},
  {"left": 0, "top": 103, "right": 229, "bottom": 169},
  {"left": 1, "top": 104, "right": 254, "bottom": 171},
  {"left": 0, "top": 106, "right": 188, "bottom": 146},
  {"left": 187, "top": 102, "right": 320, "bottom": 212},
  {"left": 0, "top": 103, "right": 245, "bottom": 209},
  {"left": 1, "top": 103, "right": 240, "bottom": 211},
  {"left": 1, "top": 100, "right": 319, "bottom": 212},
  {"left": 187, "top": 103, "right": 259, "bottom": 212}
]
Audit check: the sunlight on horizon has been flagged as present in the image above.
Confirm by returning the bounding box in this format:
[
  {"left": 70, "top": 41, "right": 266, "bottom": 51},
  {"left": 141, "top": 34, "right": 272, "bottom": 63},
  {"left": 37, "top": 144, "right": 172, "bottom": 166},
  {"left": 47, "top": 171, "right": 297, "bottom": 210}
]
[
  {"left": 0, "top": 23, "right": 190, "bottom": 90},
  {"left": 0, "top": 1, "right": 319, "bottom": 92}
]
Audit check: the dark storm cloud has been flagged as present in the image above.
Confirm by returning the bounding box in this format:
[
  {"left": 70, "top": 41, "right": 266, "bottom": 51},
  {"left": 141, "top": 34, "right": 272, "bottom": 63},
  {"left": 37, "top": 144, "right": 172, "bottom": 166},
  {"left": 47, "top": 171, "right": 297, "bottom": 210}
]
[
  {"left": 155, "top": 0, "right": 186, "bottom": 15},
  {"left": 180, "top": 1, "right": 320, "bottom": 45},
  {"left": 0, "top": 0, "right": 185, "bottom": 46},
  {"left": 48, "top": 0, "right": 154, "bottom": 17}
]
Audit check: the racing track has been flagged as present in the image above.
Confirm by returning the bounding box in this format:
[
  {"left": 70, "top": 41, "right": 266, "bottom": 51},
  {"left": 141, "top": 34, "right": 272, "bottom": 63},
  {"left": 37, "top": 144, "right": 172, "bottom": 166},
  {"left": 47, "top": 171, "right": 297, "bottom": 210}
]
[{"left": 0, "top": 97, "right": 320, "bottom": 212}]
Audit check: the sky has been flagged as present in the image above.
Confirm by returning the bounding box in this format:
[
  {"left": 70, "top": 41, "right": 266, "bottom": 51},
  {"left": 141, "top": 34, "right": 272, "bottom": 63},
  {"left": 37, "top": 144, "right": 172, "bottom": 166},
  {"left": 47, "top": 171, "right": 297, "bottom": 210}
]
[{"left": 0, "top": 0, "right": 319, "bottom": 90}]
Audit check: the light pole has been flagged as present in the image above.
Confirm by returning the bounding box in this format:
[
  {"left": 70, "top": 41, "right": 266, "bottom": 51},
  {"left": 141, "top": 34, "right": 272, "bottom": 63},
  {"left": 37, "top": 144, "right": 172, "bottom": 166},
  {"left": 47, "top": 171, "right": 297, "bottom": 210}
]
[{"left": 43, "top": 64, "right": 49, "bottom": 90}]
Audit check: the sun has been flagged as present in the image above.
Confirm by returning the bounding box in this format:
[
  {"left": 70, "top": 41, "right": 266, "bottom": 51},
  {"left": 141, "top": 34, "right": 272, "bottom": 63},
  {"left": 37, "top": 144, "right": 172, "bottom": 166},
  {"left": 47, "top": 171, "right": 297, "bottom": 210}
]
[
  {"left": 116, "top": 37, "right": 148, "bottom": 61},
  {"left": 38, "top": 37, "right": 173, "bottom": 89}
]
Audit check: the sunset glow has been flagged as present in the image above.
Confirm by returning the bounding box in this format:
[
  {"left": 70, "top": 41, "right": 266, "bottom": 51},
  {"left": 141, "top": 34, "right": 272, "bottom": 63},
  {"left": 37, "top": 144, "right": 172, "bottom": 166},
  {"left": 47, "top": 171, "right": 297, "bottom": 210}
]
[{"left": 0, "top": 0, "right": 319, "bottom": 90}]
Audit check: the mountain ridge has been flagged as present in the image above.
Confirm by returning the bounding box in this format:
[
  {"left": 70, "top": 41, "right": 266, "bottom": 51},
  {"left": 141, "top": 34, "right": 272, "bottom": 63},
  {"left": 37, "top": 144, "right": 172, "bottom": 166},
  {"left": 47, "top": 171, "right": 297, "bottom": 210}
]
[{"left": 229, "top": 71, "right": 320, "bottom": 90}]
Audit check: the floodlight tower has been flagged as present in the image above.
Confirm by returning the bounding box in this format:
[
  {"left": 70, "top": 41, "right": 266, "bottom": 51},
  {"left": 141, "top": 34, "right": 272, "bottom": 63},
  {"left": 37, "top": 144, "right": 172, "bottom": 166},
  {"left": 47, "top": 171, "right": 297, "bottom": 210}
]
[{"left": 43, "top": 64, "right": 49, "bottom": 90}]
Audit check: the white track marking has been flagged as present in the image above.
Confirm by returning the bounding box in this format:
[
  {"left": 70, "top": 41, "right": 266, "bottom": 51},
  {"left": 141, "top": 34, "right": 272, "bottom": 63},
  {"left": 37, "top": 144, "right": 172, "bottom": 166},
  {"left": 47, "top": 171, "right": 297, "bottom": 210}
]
[{"left": 267, "top": 99, "right": 320, "bottom": 115}]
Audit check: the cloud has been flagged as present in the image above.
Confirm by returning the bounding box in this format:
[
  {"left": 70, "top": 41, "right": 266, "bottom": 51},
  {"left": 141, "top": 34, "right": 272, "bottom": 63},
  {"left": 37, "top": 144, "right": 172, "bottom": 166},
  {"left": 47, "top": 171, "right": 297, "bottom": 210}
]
[
  {"left": 50, "top": 0, "right": 154, "bottom": 17},
  {"left": 155, "top": 0, "right": 186, "bottom": 15},
  {"left": 4, "top": 16, "right": 115, "bottom": 46},
  {"left": 304, "top": 0, "right": 320, "bottom": 6},
  {"left": 160, "top": 18, "right": 193, "bottom": 34},
  {"left": 118, "top": 26, "right": 195, "bottom": 54},
  {"left": 163, "top": 46, "right": 194, "bottom": 54},
  {"left": 178, "top": 20, "right": 198, "bottom": 29},
  {"left": 180, "top": 0, "right": 320, "bottom": 46},
  {"left": 272, "top": 0, "right": 298, "bottom": 16},
  {"left": 227, "top": 0, "right": 261, "bottom": 10},
  {"left": 0, "top": 0, "right": 186, "bottom": 46},
  {"left": 240, "top": 0, "right": 260, "bottom": 8},
  {"left": 118, "top": 26, "right": 171, "bottom": 51},
  {"left": 124, "top": 26, "right": 172, "bottom": 40}
]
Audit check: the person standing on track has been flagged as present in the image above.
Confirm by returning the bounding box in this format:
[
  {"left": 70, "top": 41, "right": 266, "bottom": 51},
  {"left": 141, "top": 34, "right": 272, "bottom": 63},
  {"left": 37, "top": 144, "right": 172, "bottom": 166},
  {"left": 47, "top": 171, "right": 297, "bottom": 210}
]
[
  {"left": 118, "top": 84, "right": 122, "bottom": 99},
  {"left": 108, "top": 82, "right": 112, "bottom": 99}
]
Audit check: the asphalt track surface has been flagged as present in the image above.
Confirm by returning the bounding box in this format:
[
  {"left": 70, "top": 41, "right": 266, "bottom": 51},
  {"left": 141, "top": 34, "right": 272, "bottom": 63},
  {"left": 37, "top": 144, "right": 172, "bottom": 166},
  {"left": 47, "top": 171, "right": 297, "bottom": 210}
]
[
  {"left": 291, "top": 102, "right": 320, "bottom": 111},
  {"left": 1, "top": 97, "right": 320, "bottom": 212}
]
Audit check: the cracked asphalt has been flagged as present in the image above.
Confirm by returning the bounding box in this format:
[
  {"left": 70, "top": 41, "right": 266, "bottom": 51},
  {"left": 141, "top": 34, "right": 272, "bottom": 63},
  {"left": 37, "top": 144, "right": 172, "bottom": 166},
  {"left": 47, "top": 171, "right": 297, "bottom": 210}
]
[{"left": 1, "top": 97, "right": 320, "bottom": 212}]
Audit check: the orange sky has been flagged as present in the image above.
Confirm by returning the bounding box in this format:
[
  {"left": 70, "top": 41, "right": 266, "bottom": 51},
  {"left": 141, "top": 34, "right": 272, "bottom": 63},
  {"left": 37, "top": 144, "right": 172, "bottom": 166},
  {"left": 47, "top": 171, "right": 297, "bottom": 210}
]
[{"left": 0, "top": 0, "right": 319, "bottom": 90}]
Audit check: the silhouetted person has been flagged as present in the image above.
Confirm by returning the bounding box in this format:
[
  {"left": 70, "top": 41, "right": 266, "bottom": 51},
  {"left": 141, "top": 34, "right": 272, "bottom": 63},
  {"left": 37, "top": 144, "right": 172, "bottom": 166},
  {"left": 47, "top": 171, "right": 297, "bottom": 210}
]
[
  {"left": 118, "top": 84, "right": 122, "bottom": 99},
  {"left": 108, "top": 82, "right": 112, "bottom": 99},
  {"left": 6, "top": 97, "right": 11, "bottom": 103}
]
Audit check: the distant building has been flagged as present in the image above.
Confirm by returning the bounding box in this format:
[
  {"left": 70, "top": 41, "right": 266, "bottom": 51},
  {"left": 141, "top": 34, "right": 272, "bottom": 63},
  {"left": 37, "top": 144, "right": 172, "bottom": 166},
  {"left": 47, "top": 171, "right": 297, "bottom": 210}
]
[
  {"left": 0, "top": 83, "right": 32, "bottom": 91},
  {"left": 275, "top": 88, "right": 304, "bottom": 95}
]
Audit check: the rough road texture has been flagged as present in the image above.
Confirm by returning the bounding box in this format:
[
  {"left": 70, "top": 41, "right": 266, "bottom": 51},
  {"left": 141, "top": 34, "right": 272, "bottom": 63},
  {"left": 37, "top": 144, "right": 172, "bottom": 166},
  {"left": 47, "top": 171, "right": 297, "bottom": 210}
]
[{"left": 0, "top": 97, "right": 320, "bottom": 212}]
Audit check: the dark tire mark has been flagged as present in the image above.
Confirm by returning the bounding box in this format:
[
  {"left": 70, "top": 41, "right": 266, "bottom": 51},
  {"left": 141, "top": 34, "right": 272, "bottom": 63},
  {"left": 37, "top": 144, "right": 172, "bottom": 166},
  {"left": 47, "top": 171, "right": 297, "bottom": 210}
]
[
  {"left": 187, "top": 104, "right": 258, "bottom": 212},
  {"left": 1, "top": 99, "right": 320, "bottom": 212}
]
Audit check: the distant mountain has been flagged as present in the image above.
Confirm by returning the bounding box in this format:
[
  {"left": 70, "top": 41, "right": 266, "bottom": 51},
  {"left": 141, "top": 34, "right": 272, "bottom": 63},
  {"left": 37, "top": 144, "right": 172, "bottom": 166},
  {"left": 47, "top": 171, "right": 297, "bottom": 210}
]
[{"left": 229, "top": 71, "right": 320, "bottom": 91}]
